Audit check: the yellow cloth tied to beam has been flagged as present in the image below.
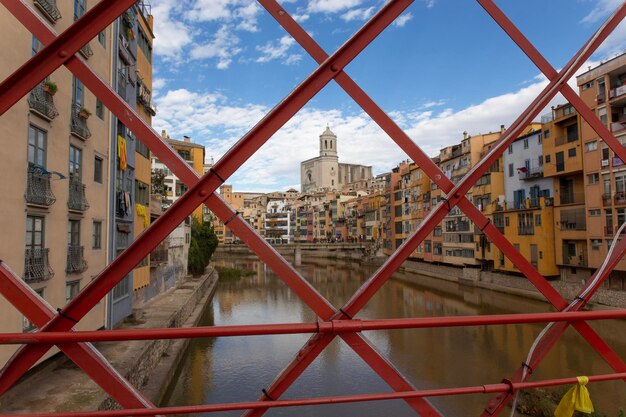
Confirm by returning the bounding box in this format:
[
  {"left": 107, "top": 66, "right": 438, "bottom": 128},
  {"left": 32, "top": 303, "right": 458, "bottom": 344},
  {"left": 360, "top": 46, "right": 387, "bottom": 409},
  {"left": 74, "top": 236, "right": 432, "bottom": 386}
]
[
  {"left": 135, "top": 203, "right": 149, "bottom": 228},
  {"left": 117, "top": 135, "right": 127, "bottom": 170},
  {"left": 554, "top": 376, "right": 594, "bottom": 417}
]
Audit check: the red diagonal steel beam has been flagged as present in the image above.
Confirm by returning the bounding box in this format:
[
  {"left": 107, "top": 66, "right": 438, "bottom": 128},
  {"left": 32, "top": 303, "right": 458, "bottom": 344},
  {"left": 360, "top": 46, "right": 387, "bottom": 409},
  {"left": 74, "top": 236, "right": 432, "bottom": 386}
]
[
  {"left": 340, "top": 0, "right": 626, "bottom": 321},
  {"left": 476, "top": 0, "right": 626, "bottom": 198},
  {"left": 0, "top": 263, "right": 161, "bottom": 415},
  {"left": 0, "top": 0, "right": 136, "bottom": 115},
  {"left": 0, "top": 0, "right": 414, "bottom": 402},
  {"left": 240, "top": 3, "right": 626, "bottom": 417}
]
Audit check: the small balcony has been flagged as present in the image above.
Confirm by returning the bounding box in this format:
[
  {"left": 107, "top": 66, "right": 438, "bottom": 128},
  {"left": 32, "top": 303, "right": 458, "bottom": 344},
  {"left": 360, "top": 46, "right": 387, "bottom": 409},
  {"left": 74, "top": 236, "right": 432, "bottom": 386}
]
[
  {"left": 66, "top": 245, "right": 87, "bottom": 274},
  {"left": 34, "top": 0, "right": 61, "bottom": 23},
  {"left": 562, "top": 254, "right": 587, "bottom": 267},
  {"left": 27, "top": 81, "right": 59, "bottom": 121},
  {"left": 609, "top": 85, "right": 626, "bottom": 100},
  {"left": 68, "top": 176, "right": 89, "bottom": 212},
  {"left": 70, "top": 103, "right": 91, "bottom": 140},
  {"left": 603, "top": 193, "right": 613, "bottom": 206},
  {"left": 79, "top": 43, "right": 93, "bottom": 60},
  {"left": 24, "top": 248, "right": 54, "bottom": 282},
  {"left": 518, "top": 166, "right": 544, "bottom": 180},
  {"left": 605, "top": 226, "right": 614, "bottom": 237},
  {"left": 25, "top": 164, "right": 56, "bottom": 206},
  {"left": 615, "top": 192, "right": 626, "bottom": 206}
]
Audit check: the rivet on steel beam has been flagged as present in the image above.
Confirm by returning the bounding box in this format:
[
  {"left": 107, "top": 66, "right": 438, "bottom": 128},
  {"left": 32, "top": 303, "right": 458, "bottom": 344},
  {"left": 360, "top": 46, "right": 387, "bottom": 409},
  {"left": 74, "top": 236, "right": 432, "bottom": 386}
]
[
  {"left": 58, "top": 50, "right": 68, "bottom": 58},
  {"left": 199, "top": 189, "right": 208, "bottom": 197},
  {"left": 330, "top": 64, "right": 339, "bottom": 72}
]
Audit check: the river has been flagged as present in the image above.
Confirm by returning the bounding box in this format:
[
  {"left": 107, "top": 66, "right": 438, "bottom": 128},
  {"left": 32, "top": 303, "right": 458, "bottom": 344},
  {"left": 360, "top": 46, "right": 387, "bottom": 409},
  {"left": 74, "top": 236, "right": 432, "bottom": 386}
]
[{"left": 163, "top": 256, "right": 626, "bottom": 416}]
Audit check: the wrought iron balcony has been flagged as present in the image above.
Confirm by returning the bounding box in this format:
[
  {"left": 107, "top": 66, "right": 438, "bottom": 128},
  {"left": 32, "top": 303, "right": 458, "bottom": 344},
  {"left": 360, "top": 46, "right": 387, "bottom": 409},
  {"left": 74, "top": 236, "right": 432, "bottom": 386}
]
[
  {"left": 24, "top": 247, "right": 54, "bottom": 282},
  {"left": 518, "top": 166, "right": 544, "bottom": 180},
  {"left": 68, "top": 176, "right": 89, "bottom": 211},
  {"left": 34, "top": 0, "right": 61, "bottom": 23},
  {"left": 79, "top": 43, "right": 93, "bottom": 59},
  {"left": 70, "top": 103, "right": 91, "bottom": 140},
  {"left": 27, "top": 81, "right": 59, "bottom": 121},
  {"left": 25, "top": 164, "right": 56, "bottom": 206},
  {"left": 66, "top": 245, "right": 87, "bottom": 274}
]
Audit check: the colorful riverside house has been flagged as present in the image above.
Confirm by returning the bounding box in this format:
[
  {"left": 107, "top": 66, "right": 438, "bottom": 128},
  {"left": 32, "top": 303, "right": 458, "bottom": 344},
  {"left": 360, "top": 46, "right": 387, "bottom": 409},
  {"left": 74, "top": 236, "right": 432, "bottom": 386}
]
[
  {"left": 132, "top": 2, "right": 155, "bottom": 306},
  {"left": 497, "top": 125, "right": 559, "bottom": 277},
  {"left": 0, "top": 0, "right": 112, "bottom": 361},
  {"left": 542, "top": 103, "right": 587, "bottom": 281},
  {"left": 578, "top": 52, "right": 626, "bottom": 286}
]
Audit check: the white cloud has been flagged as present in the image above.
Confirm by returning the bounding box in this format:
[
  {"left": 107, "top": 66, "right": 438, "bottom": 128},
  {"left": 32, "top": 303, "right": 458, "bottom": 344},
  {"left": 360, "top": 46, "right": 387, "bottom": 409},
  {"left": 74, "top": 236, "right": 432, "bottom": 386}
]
[
  {"left": 307, "top": 0, "right": 362, "bottom": 14},
  {"left": 189, "top": 25, "right": 242, "bottom": 69},
  {"left": 341, "top": 7, "right": 375, "bottom": 22},
  {"left": 581, "top": 0, "right": 622, "bottom": 23},
  {"left": 184, "top": 0, "right": 261, "bottom": 31},
  {"left": 152, "top": 78, "right": 166, "bottom": 91},
  {"left": 424, "top": 0, "right": 436, "bottom": 8},
  {"left": 151, "top": 0, "right": 194, "bottom": 60},
  {"left": 393, "top": 12, "right": 413, "bottom": 28},
  {"left": 256, "top": 36, "right": 297, "bottom": 63}
]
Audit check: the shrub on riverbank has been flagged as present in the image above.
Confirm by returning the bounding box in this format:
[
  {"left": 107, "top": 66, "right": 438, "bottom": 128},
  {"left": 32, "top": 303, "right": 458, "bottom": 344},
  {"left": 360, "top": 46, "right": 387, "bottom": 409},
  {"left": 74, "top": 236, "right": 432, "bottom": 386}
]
[{"left": 188, "top": 219, "right": 219, "bottom": 276}]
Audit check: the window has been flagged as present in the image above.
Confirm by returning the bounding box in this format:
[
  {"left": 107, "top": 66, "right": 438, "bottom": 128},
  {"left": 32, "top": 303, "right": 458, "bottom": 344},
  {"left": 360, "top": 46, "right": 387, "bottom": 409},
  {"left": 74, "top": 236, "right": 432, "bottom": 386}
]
[
  {"left": 135, "top": 180, "right": 149, "bottom": 205},
  {"left": 543, "top": 129, "right": 550, "bottom": 138},
  {"left": 535, "top": 214, "right": 541, "bottom": 226},
  {"left": 505, "top": 216, "right": 510, "bottom": 227},
  {"left": 585, "top": 141, "right": 598, "bottom": 152},
  {"left": 566, "top": 124, "right": 578, "bottom": 142},
  {"left": 556, "top": 151, "right": 565, "bottom": 172},
  {"left": 582, "top": 80, "right": 594, "bottom": 90},
  {"left": 23, "top": 288, "right": 44, "bottom": 332},
  {"left": 96, "top": 99, "right": 104, "bottom": 119},
  {"left": 591, "top": 239, "right": 602, "bottom": 250},
  {"left": 523, "top": 138, "right": 529, "bottom": 149},
  {"left": 545, "top": 155, "right": 551, "bottom": 163},
  {"left": 73, "top": 0, "right": 86, "bottom": 21},
  {"left": 69, "top": 146, "right": 82, "bottom": 179},
  {"left": 136, "top": 137, "right": 150, "bottom": 158},
  {"left": 587, "top": 173, "right": 599, "bottom": 185},
  {"left": 113, "top": 276, "right": 130, "bottom": 301},
  {"left": 66, "top": 280, "right": 80, "bottom": 303},
  {"left": 92, "top": 221, "right": 102, "bottom": 249},
  {"left": 508, "top": 163, "right": 514, "bottom": 177},
  {"left": 94, "top": 156, "right": 103, "bottom": 183},
  {"left": 68, "top": 219, "right": 81, "bottom": 246},
  {"left": 26, "top": 215, "right": 44, "bottom": 252},
  {"left": 589, "top": 209, "right": 601, "bottom": 217},
  {"left": 508, "top": 145, "right": 513, "bottom": 154},
  {"left": 28, "top": 125, "right": 47, "bottom": 167},
  {"left": 568, "top": 148, "right": 577, "bottom": 158},
  {"left": 98, "top": 31, "right": 106, "bottom": 47},
  {"left": 31, "top": 36, "right": 43, "bottom": 56},
  {"left": 72, "top": 76, "right": 84, "bottom": 106},
  {"left": 598, "top": 107, "right": 607, "bottom": 126}
]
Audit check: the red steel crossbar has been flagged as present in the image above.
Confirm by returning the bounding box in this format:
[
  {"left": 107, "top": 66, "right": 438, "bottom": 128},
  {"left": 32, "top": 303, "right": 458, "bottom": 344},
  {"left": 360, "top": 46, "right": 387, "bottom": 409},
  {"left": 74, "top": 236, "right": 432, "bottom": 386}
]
[
  {"left": 0, "top": 1, "right": 626, "bottom": 417},
  {"left": 1, "top": 372, "right": 626, "bottom": 417}
]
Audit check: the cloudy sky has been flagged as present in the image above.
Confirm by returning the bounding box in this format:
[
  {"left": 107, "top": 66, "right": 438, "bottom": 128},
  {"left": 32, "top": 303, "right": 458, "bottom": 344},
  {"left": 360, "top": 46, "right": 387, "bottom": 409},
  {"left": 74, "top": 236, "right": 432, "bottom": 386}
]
[{"left": 150, "top": 0, "right": 626, "bottom": 192}]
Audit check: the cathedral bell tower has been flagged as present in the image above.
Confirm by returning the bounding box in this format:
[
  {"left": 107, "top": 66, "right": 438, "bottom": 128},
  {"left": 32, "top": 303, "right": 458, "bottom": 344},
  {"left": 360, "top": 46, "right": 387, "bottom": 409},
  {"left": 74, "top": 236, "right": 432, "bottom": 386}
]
[{"left": 319, "top": 126, "right": 338, "bottom": 158}]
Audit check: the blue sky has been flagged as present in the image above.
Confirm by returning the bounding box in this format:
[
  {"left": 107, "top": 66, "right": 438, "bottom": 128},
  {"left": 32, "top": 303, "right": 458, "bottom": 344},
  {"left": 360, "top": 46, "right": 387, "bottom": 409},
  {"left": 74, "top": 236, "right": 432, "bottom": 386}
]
[{"left": 150, "top": 0, "right": 626, "bottom": 192}]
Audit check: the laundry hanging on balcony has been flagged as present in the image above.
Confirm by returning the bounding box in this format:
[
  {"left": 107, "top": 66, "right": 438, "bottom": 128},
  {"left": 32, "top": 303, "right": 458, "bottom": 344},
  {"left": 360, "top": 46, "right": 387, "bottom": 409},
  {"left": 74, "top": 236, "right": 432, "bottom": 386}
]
[
  {"left": 117, "top": 134, "right": 127, "bottom": 170},
  {"left": 135, "top": 203, "right": 149, "bottom": 227}
]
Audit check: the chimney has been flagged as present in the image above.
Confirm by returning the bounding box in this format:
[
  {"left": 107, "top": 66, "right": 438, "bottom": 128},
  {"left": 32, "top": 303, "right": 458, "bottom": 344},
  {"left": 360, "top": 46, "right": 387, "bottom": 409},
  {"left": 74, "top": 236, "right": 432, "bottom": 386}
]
[
  {"left": 500, "top": 124, "right": 505, "bottom": 133},
  {"left": 463, "top": 131, "right": 468, "bottom": 139},
  {"left": 183, "top": 135, "right": 191, "bottom": 143},
  {"left": 161, "top": 129, "right": 167, "bottom": 138}
]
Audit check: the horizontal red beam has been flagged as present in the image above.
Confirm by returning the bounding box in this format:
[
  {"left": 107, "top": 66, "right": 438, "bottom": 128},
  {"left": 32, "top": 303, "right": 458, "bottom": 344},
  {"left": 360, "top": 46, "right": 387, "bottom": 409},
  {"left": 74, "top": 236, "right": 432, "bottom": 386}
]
[
  {"left": 5, "top": 371, "right": 626, "bottom": 417},
  {"left": 7, "top": 308, "right": 626, "bottom": 344}
]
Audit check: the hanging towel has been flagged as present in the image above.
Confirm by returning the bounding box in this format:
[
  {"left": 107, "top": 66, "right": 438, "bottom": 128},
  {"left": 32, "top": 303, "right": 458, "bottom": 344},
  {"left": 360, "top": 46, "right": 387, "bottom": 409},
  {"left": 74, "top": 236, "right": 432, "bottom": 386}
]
[
  {"left": 554, "top": 376, "right": 594, "bottom": 417},
  {"left": 135, "top": 204, "right": 149, "bottom": 228},
  {"left": 117, "top": 135, "right": 127, "bottom": 170}
]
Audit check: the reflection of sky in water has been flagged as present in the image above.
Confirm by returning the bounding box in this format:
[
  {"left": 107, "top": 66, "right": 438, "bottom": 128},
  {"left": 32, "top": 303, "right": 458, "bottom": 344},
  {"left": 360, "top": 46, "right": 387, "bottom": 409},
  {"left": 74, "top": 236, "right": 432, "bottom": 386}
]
[{"left": 164, "top": 258, "right": 626, "bottom": 416}]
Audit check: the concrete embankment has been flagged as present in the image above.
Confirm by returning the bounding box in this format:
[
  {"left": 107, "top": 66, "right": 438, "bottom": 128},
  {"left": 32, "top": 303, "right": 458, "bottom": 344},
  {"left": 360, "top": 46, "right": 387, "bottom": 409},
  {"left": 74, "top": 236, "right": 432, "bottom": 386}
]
[{"left": 0, "top": 267, "right": 218, "bottom": 414}]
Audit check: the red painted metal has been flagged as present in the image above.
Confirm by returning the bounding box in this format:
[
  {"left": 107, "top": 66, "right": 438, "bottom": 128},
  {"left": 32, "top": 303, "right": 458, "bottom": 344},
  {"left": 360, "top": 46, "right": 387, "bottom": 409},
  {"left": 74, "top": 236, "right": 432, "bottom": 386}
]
[
  {"left": 1, "top": 1, "right": 626, "bottom": 416},
  {"left": 2, "top": 372, "right": 626, "bottom": 417}
]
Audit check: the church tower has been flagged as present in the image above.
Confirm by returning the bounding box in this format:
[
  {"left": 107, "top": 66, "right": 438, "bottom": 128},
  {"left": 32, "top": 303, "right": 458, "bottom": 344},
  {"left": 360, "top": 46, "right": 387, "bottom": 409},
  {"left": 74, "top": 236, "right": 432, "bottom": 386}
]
[{"left": 319, "top": 126, "right": 338, "bottom": 157}]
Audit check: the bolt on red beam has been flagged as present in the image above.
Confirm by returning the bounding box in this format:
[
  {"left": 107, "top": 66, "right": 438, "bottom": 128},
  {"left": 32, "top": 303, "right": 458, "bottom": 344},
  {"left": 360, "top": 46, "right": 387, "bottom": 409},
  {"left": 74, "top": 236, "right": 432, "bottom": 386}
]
[
  {"left": 0, "top": 0, "right": 136, "bottom": 115},
  {"left": 4, "top": 308, "right": 626, "bottom": 345},
  {"left": 3, "top": 372, "right": 626, "bottom": 417}
]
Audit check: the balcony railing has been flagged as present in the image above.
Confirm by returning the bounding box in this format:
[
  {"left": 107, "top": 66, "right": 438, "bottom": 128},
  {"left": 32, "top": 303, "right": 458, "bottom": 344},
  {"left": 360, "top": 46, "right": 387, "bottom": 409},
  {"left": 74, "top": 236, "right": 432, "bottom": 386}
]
[
  {"left": 24, "top": 248, "right": 54, "bottom": 282},
  {"left": 609, "top": 85, "right": 626, "bottom": 100},
  {"left": 68, "top": 176, "right": 89, "bottom": 211},
  {"left": 518, "top": 166, "right": 544, "bottom": 180},
  {"left": 554, "top": 135, "right": 578, "bottom": 146},
  {"left": 562, "top": 254, "right": 587, "bottom": 267},
  {"left": 79, "top": 43, "right": 93, "bottom": 59},
  {"left": 34, "top": 0, "right": 61, "bottom": 23},
  {"left": 25, "top": 164, "right": 56, "bottom": 206},
  {"left": 27, "top": 81, "right": 59, "bottom": 120},
  {"left": 615, "top": 192, "right": 626, "bottom": 206},
  {"left": 70, "top": 103, "right": 91, "bottom": 140},
  {"left": 66, "top": 245, "right": 87, "bottom": 273},
  {"left": 603, "top": 193, "right": 613, "bottom": 206},
  {"left": 605, "top": 226, "right": 614, "bottom": 236}
]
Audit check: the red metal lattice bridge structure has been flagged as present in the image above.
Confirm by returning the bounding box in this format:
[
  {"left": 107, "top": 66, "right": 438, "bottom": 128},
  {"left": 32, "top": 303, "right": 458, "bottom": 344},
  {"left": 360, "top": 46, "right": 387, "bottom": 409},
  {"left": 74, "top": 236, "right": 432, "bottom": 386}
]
[{"left": 2, "top": 0, "right": 626, "bottom": 416}]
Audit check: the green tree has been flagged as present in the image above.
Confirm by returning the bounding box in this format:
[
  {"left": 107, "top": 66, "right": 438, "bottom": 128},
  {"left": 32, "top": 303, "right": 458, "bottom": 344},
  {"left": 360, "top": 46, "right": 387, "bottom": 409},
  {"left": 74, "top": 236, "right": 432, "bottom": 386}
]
[{"left": 188, "top": 218, "right": 219, "bottom": 275}]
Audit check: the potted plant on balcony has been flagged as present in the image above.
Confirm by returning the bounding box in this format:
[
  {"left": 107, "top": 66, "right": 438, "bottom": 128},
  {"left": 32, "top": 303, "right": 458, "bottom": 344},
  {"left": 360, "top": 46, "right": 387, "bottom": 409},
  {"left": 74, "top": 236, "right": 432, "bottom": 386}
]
[
  {"left": 42, "top": 81, "right": 57, "bottom": 96},
  {"left": 78, "top": 107, "right": 91, "bottom": 119}
]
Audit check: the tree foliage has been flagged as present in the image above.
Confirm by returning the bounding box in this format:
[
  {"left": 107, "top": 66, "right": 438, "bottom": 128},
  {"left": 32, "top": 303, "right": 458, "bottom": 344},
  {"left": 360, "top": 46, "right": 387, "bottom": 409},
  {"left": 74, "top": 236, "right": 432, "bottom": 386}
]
[{"left": 188, "top": 218, "right": 219, "bottom": 275}]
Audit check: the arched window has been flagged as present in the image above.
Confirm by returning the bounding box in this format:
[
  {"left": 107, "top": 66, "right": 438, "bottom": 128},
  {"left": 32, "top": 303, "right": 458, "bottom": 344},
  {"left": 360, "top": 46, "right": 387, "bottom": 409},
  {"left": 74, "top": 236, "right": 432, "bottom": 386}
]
[{"left": 325, "top": 140, "right": 328, "bottom": 149}]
